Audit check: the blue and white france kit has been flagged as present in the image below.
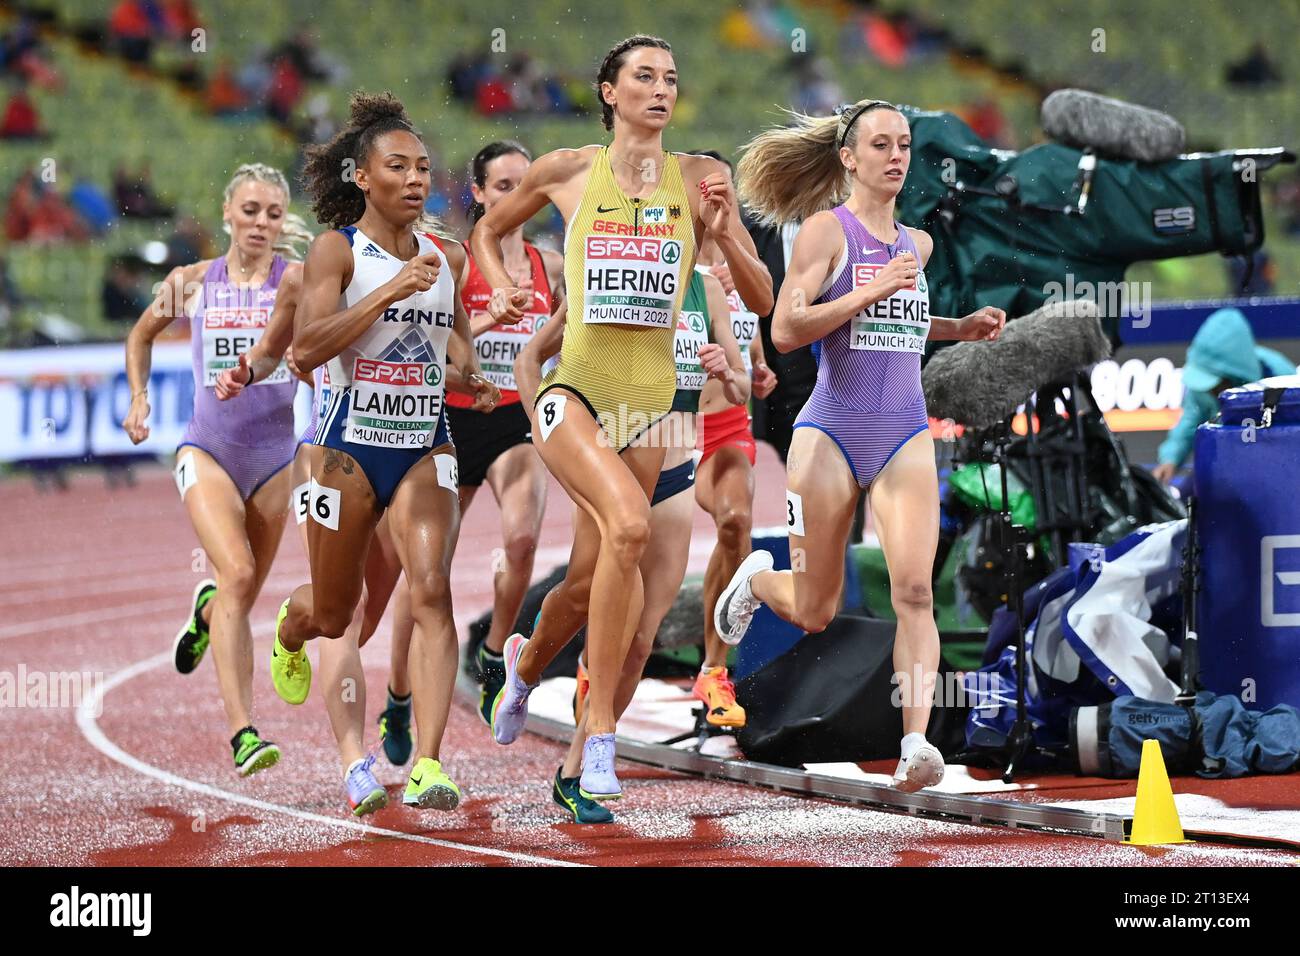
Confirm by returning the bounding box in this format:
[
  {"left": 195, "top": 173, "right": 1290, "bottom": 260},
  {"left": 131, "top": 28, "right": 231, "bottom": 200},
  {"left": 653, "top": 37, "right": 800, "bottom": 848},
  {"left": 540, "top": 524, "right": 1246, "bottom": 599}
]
[{"left": 315, "top": 227, "right": 457, "bottom": 509}]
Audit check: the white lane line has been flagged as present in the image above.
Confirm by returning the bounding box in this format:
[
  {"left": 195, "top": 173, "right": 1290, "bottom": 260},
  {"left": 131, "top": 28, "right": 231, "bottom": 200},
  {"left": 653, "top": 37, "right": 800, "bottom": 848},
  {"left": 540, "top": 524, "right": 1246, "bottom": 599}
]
[{"left": 76, "top": 650, "right": 586, "bottom": 868}]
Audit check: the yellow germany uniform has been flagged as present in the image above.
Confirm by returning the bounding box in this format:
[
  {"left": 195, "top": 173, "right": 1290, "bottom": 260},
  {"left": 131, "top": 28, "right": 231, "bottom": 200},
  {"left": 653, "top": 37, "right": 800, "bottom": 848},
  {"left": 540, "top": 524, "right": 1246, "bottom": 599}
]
[{"left": 537, "top": 146, "right": 696, "bottom": 451}]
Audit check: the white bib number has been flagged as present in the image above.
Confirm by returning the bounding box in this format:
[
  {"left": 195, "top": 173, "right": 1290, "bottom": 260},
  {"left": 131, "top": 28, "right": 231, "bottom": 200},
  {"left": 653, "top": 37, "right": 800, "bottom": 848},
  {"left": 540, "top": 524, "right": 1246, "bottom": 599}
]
[
  {"left": 345, "top": 357, "right": 443, "bottom": 448},
  {"left": 582, "top": 236, "right": 681, "bottom": 328},
  {"left": 434, "top": 453, "right": 459, "bottom": 492},
  {"left": 674, "top": 310, "right": 709, "bottom": 392},
  {"left": 849, "top": 263, "right": 930, "bottom": 353},
  {"left": 201, "top": 308, "right": 289, "bottom": 387},
  {"left": 292, "top": 480, "right": 311, "bottom": 525},
  {"left": 307, "top": 478, "right": 341, "bottom": 531},
  {"left": 174, "top": 451, "right": 197, "bottom": 499},
  {"left": 537, "top": 394, "right": 567, "bottom": 442},
  {"left": 786, "top": 489, "right": 805, "bottom": 536}
]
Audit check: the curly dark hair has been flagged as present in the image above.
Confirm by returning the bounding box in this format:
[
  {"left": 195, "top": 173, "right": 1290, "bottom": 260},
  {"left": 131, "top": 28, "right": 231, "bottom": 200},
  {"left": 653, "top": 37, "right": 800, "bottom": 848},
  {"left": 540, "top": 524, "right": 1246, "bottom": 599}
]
[
  {"left": 594, "top": 35, "right": 673, "bottom": 132},
  {"left": 299, "top": 91, "right": 423, "bottom": 229}
]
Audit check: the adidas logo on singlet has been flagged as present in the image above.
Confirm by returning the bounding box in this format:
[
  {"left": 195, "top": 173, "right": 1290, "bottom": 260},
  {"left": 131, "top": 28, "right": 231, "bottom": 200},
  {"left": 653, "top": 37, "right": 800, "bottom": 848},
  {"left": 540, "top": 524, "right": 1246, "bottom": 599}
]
[{"left": 361, "top": 243, "right": 387, "bottom": 260}]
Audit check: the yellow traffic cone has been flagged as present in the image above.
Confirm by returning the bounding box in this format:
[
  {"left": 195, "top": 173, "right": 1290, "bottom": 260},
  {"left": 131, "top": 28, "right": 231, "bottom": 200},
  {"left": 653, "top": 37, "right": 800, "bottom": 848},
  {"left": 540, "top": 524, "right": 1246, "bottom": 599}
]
[{"left": 1127, "top": 738, "right": 1190, "bottom": 845}]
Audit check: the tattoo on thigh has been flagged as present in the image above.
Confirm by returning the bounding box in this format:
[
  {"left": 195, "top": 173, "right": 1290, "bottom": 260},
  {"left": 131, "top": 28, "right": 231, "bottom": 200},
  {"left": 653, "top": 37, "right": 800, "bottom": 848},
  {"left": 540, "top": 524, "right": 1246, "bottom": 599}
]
[{"left": 322, "top": 449, "right": 354, "bottom": 476}]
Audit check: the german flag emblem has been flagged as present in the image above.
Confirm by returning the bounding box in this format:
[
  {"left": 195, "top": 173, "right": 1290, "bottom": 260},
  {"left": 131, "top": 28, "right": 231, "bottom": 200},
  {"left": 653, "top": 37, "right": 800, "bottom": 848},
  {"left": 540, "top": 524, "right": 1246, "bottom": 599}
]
[{"left": 668, "top": 204, "right": 682, "bottom": 220}]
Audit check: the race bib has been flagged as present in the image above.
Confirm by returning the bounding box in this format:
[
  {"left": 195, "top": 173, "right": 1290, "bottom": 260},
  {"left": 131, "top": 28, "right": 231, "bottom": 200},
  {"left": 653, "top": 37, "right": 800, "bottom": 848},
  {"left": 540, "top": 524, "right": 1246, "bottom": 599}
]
[
  {"left": 727, "top": 290, "right": 759, "bottom": 374},
  {"left": 537, "top": 394, "right": 566, "bottom": 442},
  {"left": 472, "top": 311, "right": 547, "bottom": 392},
  {"left": 292, "top": 480, "right": 311, "bottom": 525},
  {"left": 201, "top": 307, "right": 289, "bottom": 387},
  {"left": 345, "top": 357, "right": 443, "bottom": 449},
  {"left": 307, "top": 478, "right": 341, "bottom": 531},
  {"left": 674, "top": 310, "right": 709, "bottom": 392},
  {"left": 582, "top": 235, "right": 681, "bottom": 328},
  {"left": 849, "top": 263, "right": 930, "bottom": 353},
  {"left": 174, "top": 451, "right": 197, "bottom": 499},
  {"left": 434, "top": 453, "right": 459, "bottom": 492}
]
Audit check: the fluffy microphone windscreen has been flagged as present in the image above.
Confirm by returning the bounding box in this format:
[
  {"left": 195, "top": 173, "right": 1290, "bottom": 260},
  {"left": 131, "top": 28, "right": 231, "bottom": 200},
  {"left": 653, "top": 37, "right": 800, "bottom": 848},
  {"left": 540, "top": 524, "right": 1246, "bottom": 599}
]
[
  {"left": 922, "top": 299, "right": 1111, "bottom": 430},
  {"left": 1041, "top": 89, "right": 1185, "bottom": 163}
]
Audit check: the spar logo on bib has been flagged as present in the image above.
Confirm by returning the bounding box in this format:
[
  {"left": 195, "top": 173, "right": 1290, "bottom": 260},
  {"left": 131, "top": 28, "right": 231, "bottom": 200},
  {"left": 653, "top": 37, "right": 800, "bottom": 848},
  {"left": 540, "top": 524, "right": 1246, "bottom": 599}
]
[
  {"left": 354, "top": 359, "right": 440, "bottom": 387},
  {"left": 674, "top": 310, "right": 708, "bottom": 391},
  {"left": 582, "top": 236, "right": 680, "bottom": 328},
  {"left": 347, "top": 358, "right": 443, "bottom": 448},
  {"left": 200, "top": 306, "right": 288, "bottom": 386}
]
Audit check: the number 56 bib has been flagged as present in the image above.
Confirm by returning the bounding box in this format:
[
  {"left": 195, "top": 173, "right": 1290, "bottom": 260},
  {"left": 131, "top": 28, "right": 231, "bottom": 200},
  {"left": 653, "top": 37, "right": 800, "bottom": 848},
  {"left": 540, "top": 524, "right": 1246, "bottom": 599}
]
[{"left": 346, "top": 357, "right": 443, "bottom": 448}]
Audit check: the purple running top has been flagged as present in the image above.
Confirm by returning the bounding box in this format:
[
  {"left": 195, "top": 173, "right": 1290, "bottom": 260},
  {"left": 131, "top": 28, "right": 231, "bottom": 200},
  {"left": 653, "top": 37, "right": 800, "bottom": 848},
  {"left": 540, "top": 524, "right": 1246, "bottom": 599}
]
[
  {"left": 187, "top": 254, "right": 296, "bottom": 444},
  {"left": 810, "top": 205, "right": 931, "bottom": 412}
]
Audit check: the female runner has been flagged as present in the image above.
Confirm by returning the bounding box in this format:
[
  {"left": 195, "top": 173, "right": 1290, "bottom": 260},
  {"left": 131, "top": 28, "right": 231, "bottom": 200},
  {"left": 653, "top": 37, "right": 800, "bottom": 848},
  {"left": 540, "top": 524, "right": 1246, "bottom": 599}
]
[
  {"left": 514, "top": 264, "right": 747, "bottom": 821},
  {"left": 471, "top": 34, "right": 771, "bottom": 800},
  {"left": 270, "top": 92, "right": 497, "bottom": 814},
  {"left": 718, "top": 100, "right": 1004, "bottom": 791},
  {"left": 124, "top": 163, "right": 311, "bottom": 776}
]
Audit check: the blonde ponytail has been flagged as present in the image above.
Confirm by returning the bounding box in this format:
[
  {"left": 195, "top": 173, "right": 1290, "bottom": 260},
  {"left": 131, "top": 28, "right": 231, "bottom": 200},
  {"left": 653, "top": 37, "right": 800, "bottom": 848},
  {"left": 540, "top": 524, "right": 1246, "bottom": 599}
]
[{"left": 737, "top": 100, "right": 900, "bottom": 227}]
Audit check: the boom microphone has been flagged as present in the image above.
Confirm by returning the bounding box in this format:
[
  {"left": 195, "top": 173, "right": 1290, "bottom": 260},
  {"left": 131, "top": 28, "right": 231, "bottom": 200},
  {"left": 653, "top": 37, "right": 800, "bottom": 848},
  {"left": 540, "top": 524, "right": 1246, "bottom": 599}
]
[
  {"left": 922, "top": 299, "right": 1111, "bottom": 430},
  {"left": 1041, "top": 89, "right": 1186, "bottom": 164}
]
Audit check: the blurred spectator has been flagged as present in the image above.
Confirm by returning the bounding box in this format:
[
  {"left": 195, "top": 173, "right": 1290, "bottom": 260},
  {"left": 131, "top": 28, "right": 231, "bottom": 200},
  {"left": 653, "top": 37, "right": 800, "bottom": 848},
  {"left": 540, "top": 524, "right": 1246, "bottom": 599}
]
[
  {"left": 109, "top": 0, "right": 154, "bottom": 64},
  {"left": 0, "top": 82, "right": 46, "bottom": 139},
  {"left": 475, "top": 72, "right": 514, "bottom": 116},
  {"left": 67, "top": 168, "right": 117, "bottom": 236},
  {"left": 1227, "top": 250, "right": 1276, "bottom": 296},
  {"left": 963, "top": 97, "right": 1014, "bottom": 149},
  {"left": 0, "top": 257, "right": 24, "bottom": 341},
  {"left": 205, "top": 59, "right": 249, "bottom": 116},
  {"left": 1274, "top": 175, "right": 1300, "bottom": 239},
  {"left": 165, "top": 217, "right": 210, "bottom": 269},
  {"left": 113, "top": 165, "right": 175, "bottom": 220},
  {"left": 790, "top": 56, "right": 843, "bottom": 117},
  {"left": 1226, "top": 42, "right": 1281, "bottom": 88},
  {"left": 162, "top": 0, "right": 203, "bottom": 42},
  {"left": 4, "top": 171, "right": 88, "bottom": 243},
  {"left": 102, "top": 258, "right": 150, "bottom": 323},
  {"left": 2, "top": 16, "right": 61, "bottom": 90},
  {"left": 448, "top": 50, "right": 492, "bottom": 102},
  {"left": 277, "top": 28, "right": 347, "bottom": 86},
  {"left": 265, "top": 53, "right": 304, "bottom": 126}
]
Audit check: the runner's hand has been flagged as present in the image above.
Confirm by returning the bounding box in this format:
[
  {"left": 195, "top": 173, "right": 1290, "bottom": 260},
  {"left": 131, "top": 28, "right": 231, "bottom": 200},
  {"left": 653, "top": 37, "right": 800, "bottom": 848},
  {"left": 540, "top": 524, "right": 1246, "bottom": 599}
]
[
  {"left": 488, "top": 287, "right": 531, "bottom": 325},
  {"left": 751, "top": 361, "right": 778, "bottom": 399},
  {"left": 389, "top": 251, "right": 443, "bottom": 300},
  {"left": 699, "top": 342, "right": 730, "bottom": 380},
  {"left": 467, "top": 373, "right": 501, "bottom": 413},
  {"left": 123, "top": 394, "right": 151, "bottom": 444},
  {"left": 215, "top": 352, "right": 252, "bottom": 400}
]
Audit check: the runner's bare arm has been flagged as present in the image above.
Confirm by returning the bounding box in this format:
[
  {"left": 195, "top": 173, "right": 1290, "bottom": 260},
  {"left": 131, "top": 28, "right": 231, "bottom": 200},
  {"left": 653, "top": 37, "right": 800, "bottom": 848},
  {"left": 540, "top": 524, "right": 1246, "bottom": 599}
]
[
  {"left": 702, "top": 271, "right": 750, "bottom": 407},
  {"left": 294, "top": 231, "right": 439, "bottom": 371},
  {"left": 513, "top": 311, "right": 566, "bottom": 408},
  {"left": 123, "top": 260, "right": 209, "bottom": 442},
  {"left": 471, "top": 149, "right": 584, "bottom": 320},
  {"left": 249, "top": 263, "right": 303, "bottom": 384},
  {"left": 772, "top": 211, "right": 910, "bottom": 351},
  {"left": 444, "top": 242, "right": 499, "bottom": 409},
  {"left": 682, "top": 154, "right": 773, "bottom": 316}
]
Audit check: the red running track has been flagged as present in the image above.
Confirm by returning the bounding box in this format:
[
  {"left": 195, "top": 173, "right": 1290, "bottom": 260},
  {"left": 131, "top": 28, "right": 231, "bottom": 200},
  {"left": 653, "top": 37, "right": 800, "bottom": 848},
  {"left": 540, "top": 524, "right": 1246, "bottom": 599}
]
[{"left": 0, "top": 447, "right": 1288, "bottom": 866}]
